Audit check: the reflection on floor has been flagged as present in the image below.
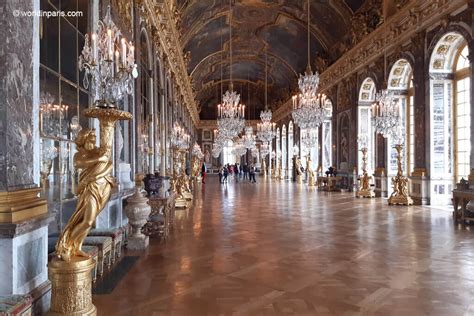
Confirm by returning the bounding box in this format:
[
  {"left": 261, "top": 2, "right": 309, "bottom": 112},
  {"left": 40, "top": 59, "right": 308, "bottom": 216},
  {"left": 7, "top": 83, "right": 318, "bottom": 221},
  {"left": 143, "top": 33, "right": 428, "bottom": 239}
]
[{"left": 93, "top": 177, "right": 474, "bottom": 315}]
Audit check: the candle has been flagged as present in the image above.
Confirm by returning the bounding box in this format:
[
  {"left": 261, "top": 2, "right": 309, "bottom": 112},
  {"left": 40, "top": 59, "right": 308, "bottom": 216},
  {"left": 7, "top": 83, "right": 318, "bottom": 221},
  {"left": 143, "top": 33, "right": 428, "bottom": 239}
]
[
  {"left": 242, "top": 105, "right": 245, "bottom": 117},
  {"left": 115, "top": 50, "right": 120, "bottom": 73},
  {"left": 121, "top": 38, "right": 126, "bottom": 66},
  {"left": 107, "top": 29, "right": 113, "bottom": 60},
  {"left": 91, "top": 33, "right": 97, "bottom": 63}
]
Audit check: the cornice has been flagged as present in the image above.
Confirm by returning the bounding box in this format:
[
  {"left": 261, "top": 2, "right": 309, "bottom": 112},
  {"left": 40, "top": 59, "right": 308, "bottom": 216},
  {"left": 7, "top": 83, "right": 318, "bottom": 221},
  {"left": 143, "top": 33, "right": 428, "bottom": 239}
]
[{"left": 140, "top": 0, "right": 200, "bottom": 127}]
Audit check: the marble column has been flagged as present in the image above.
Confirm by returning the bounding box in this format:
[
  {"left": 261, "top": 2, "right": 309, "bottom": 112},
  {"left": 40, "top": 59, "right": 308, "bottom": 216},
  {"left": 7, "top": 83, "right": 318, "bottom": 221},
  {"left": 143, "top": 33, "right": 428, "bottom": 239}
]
[
  {"left": 410, "top": 31, "right": 430, "bottom": 204},
  {"left": 0, "top": 3, "right": 51, "bottom": 313},
  {"left": 160, "top": 92, "right": 166, "bottom": 175}
]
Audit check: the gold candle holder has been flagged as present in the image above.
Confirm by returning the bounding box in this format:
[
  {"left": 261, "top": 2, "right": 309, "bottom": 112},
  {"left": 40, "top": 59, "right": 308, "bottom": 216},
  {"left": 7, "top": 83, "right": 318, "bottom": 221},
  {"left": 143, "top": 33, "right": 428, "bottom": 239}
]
[
  {"left": 356, "top": 147, "right": 375, "bottom": 198},
  {"left": 388, "top": 144, "right": 413, "bottom": 205}
]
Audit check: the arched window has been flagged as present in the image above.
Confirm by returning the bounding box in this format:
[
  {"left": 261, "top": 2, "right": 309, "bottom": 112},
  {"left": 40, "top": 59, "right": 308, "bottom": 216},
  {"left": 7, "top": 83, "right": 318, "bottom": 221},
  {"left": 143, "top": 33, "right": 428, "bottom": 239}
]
[
  {"left": 429, "top": 32, "right": 470, "bottom": 205},
  {"left": 357, "top": 78, "right": 376, "bottom": 174},
  {"left": 387, "top": 59, "right": 413, "bottom": 178},
  {"left": 322, "top": 99, "right": 333, "bottom": 171},
  {"left": 454, "top": 45, "right": 470, "bottom": 182}
]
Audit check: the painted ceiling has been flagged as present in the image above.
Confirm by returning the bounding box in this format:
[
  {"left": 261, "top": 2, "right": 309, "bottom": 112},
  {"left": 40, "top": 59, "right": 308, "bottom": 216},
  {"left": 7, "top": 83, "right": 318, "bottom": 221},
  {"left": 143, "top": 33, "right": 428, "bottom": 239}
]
[{"left": 176, "top": 0, "right": 366, "bottom": 120}]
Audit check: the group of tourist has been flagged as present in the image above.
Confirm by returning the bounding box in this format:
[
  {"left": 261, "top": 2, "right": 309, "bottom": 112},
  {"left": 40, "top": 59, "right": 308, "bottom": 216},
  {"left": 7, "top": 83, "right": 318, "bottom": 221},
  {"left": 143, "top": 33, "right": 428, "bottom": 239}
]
[{"left": 217, "top": 163, "right": 257, "bottom": 184}]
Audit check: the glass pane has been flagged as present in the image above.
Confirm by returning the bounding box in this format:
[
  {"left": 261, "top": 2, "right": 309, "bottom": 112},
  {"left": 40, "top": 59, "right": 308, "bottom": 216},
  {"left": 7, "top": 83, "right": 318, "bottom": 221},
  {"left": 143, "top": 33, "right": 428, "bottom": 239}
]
[
  {"left": 40, "top": 0, "right": 59, "bottom": 71},
  {"left": 77, "top": 0, "right": 88, "bottom": 36},
  {"left": 60, "top": 17, "right": 77, "bottom": 83},
  {"left": 61, "top": 80, "right": 78, "bottom": 140},
  {"left": 60, "top": 0, "right": 78, "bottom": 27}
]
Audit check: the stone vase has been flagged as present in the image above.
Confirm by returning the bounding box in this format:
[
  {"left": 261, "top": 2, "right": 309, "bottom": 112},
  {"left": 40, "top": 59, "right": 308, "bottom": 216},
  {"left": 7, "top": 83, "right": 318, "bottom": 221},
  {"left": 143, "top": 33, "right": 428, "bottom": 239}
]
[{"left": 124, "top": 179, "right": 151, "bottom": 250}]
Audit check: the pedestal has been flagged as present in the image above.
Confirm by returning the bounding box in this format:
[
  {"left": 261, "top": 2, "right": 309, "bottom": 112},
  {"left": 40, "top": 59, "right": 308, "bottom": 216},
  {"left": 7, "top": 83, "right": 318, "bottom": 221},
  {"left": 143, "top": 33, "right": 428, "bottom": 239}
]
[
  {"left": 410, "top": 168, "right": 429, "bottom": 205},
  {"left": 48, "top": 257, "right": 96, "bottom": 316},
  {"left": 0, "top": 214, "right": 53, "bottom": 296},
  {"left": 124, "top": 181, "right": 151, "bottom": 250},
  {"left": 175, "top": 197, "right": 190, "bottom": 209},
  {"left": 356, "top": 189, "right": 376, "bottom": 198}
]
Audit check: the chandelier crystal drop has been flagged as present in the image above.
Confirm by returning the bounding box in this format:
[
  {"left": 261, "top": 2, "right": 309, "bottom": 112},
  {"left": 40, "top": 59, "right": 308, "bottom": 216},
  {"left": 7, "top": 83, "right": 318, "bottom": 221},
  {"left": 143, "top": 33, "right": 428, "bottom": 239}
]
[
  {"left": 78, "top": 6, "right": 138, "bottom": 108},
  {"left": 371, "top": 89, "right": 401, "bottom": 138},
  {"left": 232, "top": 138, "right": 247, "bottom": 156}
]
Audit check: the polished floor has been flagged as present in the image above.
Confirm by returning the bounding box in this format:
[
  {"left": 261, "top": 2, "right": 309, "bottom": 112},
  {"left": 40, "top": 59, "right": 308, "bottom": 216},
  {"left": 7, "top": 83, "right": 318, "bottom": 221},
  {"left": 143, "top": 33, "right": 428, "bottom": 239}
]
[{"left": 94, "top": 176, "right": 474, "bottom": 315}]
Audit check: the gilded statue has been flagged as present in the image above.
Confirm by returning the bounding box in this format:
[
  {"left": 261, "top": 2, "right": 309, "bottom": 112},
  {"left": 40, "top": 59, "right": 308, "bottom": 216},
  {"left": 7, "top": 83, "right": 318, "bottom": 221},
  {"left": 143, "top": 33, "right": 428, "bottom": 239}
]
[
  {"left": 55, "top": 108, "right": 132, "bottom": 261},
  {"left": 55, "top": 129, "right": 113, "bottom": 261},
  {"left": 295, "top": 157, "right": 303, "bottom": 183},
  {"left": 306, "top": 157, "right": 315, "bottom": 186}
]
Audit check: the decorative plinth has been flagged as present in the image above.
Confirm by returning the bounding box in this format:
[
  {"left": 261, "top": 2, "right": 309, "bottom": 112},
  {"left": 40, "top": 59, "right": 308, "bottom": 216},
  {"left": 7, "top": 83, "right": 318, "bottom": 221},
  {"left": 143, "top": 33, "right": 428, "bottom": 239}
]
[
  {"left": 182, "top": 191, "right": 193, "bottom": 201},
  {"left": 356, "top": 189, "right": 376, "bottom": 198},
  {"left": 296, "top": 175, "right": 303, "bottom": 184},
  {"left": 127, "top": 235, "right": 149, "bottom": 250},
  {"left": 388, "top": 194, "right": 414, "bottom": 206},
  {"left": 48, "top": 257, "right": 96, "bottom": 316}
]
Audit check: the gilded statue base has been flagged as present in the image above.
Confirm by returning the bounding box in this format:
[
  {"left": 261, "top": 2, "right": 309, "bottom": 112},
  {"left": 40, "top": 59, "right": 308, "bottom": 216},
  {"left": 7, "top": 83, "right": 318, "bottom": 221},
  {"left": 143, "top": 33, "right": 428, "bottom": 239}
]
[
  {"left": 183, "top": 191, "right": 193, "bottom": 201},
  {"left": 356, "top": 189, "right": 376, "bottom": 198},
  {"left": 48, "top": 257, "right": 96, "bottom": 316},
  {"left": 175, "top": 197, "right": 190, "bottom": 209},
  {"left": 296, "top": 175, "right": 303, "bottom": 184},
  {"left": 308, "top": 176, "right": 316, "bottom": 186},
  {"left": 388, "top": 194, "right": 414, "bottom": 206}
]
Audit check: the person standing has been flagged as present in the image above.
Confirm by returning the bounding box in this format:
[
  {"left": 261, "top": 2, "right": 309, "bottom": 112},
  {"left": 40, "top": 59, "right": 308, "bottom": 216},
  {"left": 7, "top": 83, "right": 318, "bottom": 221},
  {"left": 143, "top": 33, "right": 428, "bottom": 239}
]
[
  {"left": 243, "top": 164, "right": 248, "bottom": 181},
  {"left": 201, "top": 163, "right": 206, "bottom": 184},
  {"left": 249, "top": 164, "right": 256, "bottom": 183},
  {"left": 218, "top": 166, "right": 223, "bottom": 184},
  {"left": 223, "top": 166, "right": 229, "bottom": 183}
]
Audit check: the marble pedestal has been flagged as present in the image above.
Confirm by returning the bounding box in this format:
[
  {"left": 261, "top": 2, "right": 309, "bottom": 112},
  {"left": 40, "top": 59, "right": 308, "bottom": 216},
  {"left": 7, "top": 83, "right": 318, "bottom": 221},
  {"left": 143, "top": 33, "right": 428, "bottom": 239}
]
[
  {"left": 0, "top": 214, "right": 53, "bottom": 296},
  {"left": 118, "top": 163, "right": 134, "bottom": 190},
  {"left": 410, "top": 168, "right": 430, "bottom": 205}
]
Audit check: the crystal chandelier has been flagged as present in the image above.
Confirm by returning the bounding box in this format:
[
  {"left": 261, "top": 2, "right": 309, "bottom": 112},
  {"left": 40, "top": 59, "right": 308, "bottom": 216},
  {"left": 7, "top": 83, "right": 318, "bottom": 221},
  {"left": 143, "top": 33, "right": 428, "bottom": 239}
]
[
  {"left": 260, "top": 142, "right": 270, "bottom": 158},
  {"left": 301, "top": 128, "right": 318, "bottom": 153},
  {"left": 212, "top": 142, "right": 223, "bottom": 158},
  {"left": 217, "top": 90, "right": 245, "bottom": 140},
  {"left": 170, "top": 122, "right": 190, "bottom": 150},
  {"left": 251, "top": 147, "right": 259, "bottom": 158},
  {"left": 216, "top": 0, "right": 245, "bottom": 140},
  {"left": 232, "top": 138, "right": 247, "bottom": 157},
  {"left": 242, "top": 126, "right": 256, "bottom": 149},
  {"left": 79, "top": 6, "right": 138, "bottom": 108},
  {"left": 291, "top": 0, "right": 327, "bottom": 130},
  {"left": 371, "top": 89, "right": 401, "bottom": 138}
]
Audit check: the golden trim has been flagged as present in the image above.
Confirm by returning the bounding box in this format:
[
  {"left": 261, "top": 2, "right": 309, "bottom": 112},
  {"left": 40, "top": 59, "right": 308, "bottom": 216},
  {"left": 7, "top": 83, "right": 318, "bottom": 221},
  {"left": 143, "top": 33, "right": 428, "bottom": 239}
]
[{"left": 0, "top": 188, "right": 47, "bottom": 223}]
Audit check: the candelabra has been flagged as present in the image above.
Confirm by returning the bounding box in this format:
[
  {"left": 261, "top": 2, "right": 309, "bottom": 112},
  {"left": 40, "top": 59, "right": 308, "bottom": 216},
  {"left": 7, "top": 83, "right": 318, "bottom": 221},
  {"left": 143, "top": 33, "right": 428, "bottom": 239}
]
[
  {"left": 78, "top": 6, "right": 138, "bottom": 108},
  {"left": 170, "top": 122, "right": 191, "bottom": 208},
  {"left": 371, "top": 91, "right": 412, "bottom": 205},
  {"left": 388, "top": 144, "right": 413, "bottom": 205},
  {"left": 356, "top": 135, "right": 375, "bottom": 198},
  {"left": 301, "top": 128, "right": 318, "bottom": 155}
]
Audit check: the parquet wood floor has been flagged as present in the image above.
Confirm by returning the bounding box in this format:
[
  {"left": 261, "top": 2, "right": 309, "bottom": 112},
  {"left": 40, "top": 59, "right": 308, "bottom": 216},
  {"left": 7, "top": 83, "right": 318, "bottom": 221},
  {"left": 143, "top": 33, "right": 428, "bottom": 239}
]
[{"left": 93, "top": 177, "right": 474, "bottom": 315}]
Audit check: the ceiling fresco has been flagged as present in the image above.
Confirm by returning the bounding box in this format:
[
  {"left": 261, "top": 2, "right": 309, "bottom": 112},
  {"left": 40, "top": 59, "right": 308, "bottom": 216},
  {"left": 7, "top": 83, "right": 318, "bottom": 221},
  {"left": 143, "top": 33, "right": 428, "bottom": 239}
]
[{"left": 176, "top": 0, "right": 367, "bottom": 120}]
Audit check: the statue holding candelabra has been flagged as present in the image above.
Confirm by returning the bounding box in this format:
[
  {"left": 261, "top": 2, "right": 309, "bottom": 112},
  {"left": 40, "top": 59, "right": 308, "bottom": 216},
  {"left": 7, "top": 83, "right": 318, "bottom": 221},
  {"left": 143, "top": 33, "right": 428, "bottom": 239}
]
[
  {"left": 371, "top": 90, "right": 412, "bottom": 205},
  {"left": 48, "top": 6, "right": 136, "bottom": 316},
  {"left": 171, "top": 122, "right": 192, "bottom": 208},
  {"left": 356, "top": 135, "right": 375, "bottom": 198},
  {"left": 307, "top": 156, "right": 315, "bottom": 186}
]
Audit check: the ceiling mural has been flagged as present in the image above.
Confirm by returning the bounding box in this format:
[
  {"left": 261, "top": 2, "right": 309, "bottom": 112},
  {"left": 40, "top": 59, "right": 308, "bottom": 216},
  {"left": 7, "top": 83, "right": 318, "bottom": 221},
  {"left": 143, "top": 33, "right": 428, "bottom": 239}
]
[{"left": 177, "top": 0, "right": 367, "bottom": 120}]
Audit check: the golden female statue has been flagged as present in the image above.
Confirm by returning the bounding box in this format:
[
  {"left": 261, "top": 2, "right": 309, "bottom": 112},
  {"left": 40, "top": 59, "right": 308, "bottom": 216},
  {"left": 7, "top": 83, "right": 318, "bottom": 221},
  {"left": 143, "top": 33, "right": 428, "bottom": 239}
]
[
  {"left": 55, "top": 129, "right": 113, "bottom": 261},
  {"left": 55, "top": 108, "right": 132, "bottom": 261}
]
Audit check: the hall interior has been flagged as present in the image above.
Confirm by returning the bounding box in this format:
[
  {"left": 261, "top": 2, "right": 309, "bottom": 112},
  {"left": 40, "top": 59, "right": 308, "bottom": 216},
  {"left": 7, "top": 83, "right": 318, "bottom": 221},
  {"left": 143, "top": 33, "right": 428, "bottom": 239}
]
[{"left": 0, "top": 0, "right": 473, "bottom": 315}]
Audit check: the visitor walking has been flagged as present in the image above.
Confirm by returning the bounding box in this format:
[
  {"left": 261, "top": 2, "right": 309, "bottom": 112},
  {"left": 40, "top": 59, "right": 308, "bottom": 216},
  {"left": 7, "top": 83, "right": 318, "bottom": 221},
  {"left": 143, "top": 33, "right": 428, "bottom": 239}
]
[
  {"left": 223, "top": 166, "right": 229, "bottom": 183},
  {"left": 201, "top": 163, "right": 206, "bottom": 184},
  {"left": 249, "top": 164, "right": 256, "bottom": 183}
]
